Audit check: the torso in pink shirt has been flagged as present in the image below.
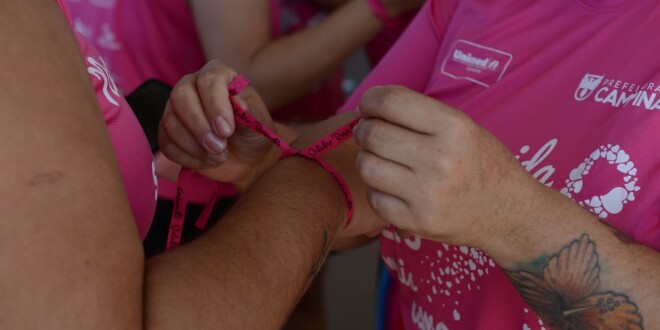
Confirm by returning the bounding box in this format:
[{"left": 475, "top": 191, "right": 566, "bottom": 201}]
[
  {"left": 340, "top": 0, "right": 660, "bottom": 328},
  {"left": 56, "top": 0, "right": 157, "bottom": 240}
]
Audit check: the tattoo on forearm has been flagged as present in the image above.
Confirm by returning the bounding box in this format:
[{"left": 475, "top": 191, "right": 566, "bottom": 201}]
[
  {"left": 308, "top": 230, "right": 330, "bottom": 279},
  {"left": 506, "top": 234, "right": 643, "bottom": 329}
]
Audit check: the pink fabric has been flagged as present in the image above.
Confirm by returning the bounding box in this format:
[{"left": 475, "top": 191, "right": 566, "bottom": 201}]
[
  {"left": 65, "top": 0, "right": 232, "bottom": 204},
  {"left": 65, "top": 0, "right": 206, "bottom": 94},
  {"left": 339, "top": 0, "right": 660, "bottom": 328},
  {"left": 364, "top": 12, "right": 417, "bottom": 66},
  {"left": 56, "top": 0, "right": 157, "bottom": 240}
]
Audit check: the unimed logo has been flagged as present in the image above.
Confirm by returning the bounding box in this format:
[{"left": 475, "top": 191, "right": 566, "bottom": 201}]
[
  {"left": 452, "top": 49, "right": 500, "bottom": 71},
  {"left": 442, "top": 40, "right": 512, "bottom": 88}
]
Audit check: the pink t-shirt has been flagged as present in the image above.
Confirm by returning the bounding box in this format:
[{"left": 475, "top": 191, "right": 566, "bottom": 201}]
[
  {"left": 66, "top": 0, "right": 229, "bottom": 204},
  {"left": 65, "top": 0, "right": 206, "bottom": 94},
  {"left": 57, "top": 0, "right": 157, "bottom": 240},
  {"left": 339, "top": 0, "right": 660, "bottom": 328}
]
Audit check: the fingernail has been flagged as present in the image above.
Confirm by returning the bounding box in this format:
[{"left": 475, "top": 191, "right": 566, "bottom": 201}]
[
  {"left": 213, "top": 116, "right": 232, "bottom": 138},
  {"left": 202, "top": 132, "right": 227, "bottom": 154}
]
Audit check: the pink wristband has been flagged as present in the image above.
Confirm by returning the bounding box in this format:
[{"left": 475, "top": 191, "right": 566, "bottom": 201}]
[
  {"left": 229, "top": 75, "right": 357, "bottom": 227},
  {"left": 296, "top": 118, "right": 361, "bottom": 227},
  {"left": 366, "top": 0, "right": 397, "bottom": 28},
  {"left": 166, "top": 169, "right": 193, "bottom": 251}
]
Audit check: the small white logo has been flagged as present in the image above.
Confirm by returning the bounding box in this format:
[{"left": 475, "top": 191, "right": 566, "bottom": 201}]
[
  {"left": 575, "top": 74, "right": 604, "bottom": 101},
  {"left": 574, "top": 72, "right": 660, "bottom": 111},
  {"left": 452, "top": 50, "right": 500, "bottom": 72},
  {"left": 441, "top": 40, "right": 513, "bottom": 88},
  {"left": 86, "top": 56, "right": 120, "bottom": 107}
]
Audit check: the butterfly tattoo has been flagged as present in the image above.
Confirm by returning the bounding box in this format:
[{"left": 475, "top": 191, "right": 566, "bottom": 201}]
[{"left": 507, "top": 234, "right": 643, "bottom": 329}]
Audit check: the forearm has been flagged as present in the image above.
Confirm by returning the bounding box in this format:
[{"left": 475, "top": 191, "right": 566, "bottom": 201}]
[
  {"left": 193, "top": 0, "right": 381, "bottom": 110},
  {"left": 145, "top": 156, "right": 345, "bottom": 329},
  {"left": 245, "top": 0, "right": 381, "bottom": 109},
  {"left": 483, "top": 185, "right": 659, "bottom": 329},
  {"left": 230, "top": 121, "right": 299, "bottom": 192}
]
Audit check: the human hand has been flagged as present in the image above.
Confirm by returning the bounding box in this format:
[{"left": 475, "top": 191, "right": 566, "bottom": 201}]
[
  {"left": 291, "top": 111, "right": 388, "bottom": 239},
  {"left": 353, "top": 86, "right": 543, "bottom": 248},
  {"left": 159, "top": 60, "right": 279, "bottom": 187}
]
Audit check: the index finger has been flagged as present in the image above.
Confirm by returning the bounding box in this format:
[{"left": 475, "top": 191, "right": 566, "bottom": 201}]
[
  {"left": 195, "top": 60, "right": 239, "bottom": 139},
  {"left": 358, "top": 86, "right": 460, "bottom": 135}
]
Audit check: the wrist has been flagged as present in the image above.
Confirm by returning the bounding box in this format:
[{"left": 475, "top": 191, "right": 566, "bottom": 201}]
[
  {"left": 478, "top": 182, "right": 592, "bottom": 268},
  {"left": 235, "top": 122, "right": 299, "bottom": 192},
  {"left": 233, "top": 144, "right": 279, "bottom": 193},
  {"left": 291, "top": 111, "right": 370, "bottom": 237}
]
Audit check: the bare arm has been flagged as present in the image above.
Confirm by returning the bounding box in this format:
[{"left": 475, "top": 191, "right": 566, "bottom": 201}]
[
  {"left": 353, "top": 86, "right": 660, "bottom": 329},
  {"left": 145, "top": 156, "right": 344, "bottom": 329},
  {"left": 2, "top": 3, "right": 373, "bottom": 328},
  {"left": 0, "top": 2, "right": 144, "bottom": 328},
  {"left": 146, "top": 110, "right": 380, "bottom": 328},
  {"left": 495, "top": 191, "right": 657, "bottom": 329},
  {"left": 189, "top": 0, "right": 383, "bottom": 110}
]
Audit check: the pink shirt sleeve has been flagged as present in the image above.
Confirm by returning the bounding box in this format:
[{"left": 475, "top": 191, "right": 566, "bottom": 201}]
[{"left": 336, "top": 1, "right": 458, "bottom": 113}]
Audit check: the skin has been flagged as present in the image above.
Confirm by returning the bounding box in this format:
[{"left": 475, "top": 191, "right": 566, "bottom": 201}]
[
  {"left": 157, "top": 59, "right": 383, "bottom": 252},
  {"left": 158, "top": 60, "right": 291, "bottom": 184},
  {"left": 0, "top": 1, "right": 143, "bottom": 328},
  {"left": 151, "top": 106, "right": 384, "bottom": 328},
  {"left": 158, "top": 0, "right": 423, "bottom": 182},
  {"left": 145, "top": 145, "right": 379, "bottom": 329},
  {"left": 0, "top": 2, "right": 381, "bottom": 328},
  {"left": 162, "top": 64, "right": 660, "bottom": 328},
  {"left": 352, "top": 86, "right": 660, "bottom": 329},
  {"left": 187, "top": 0, "right": 423, "bottom": 111}
]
